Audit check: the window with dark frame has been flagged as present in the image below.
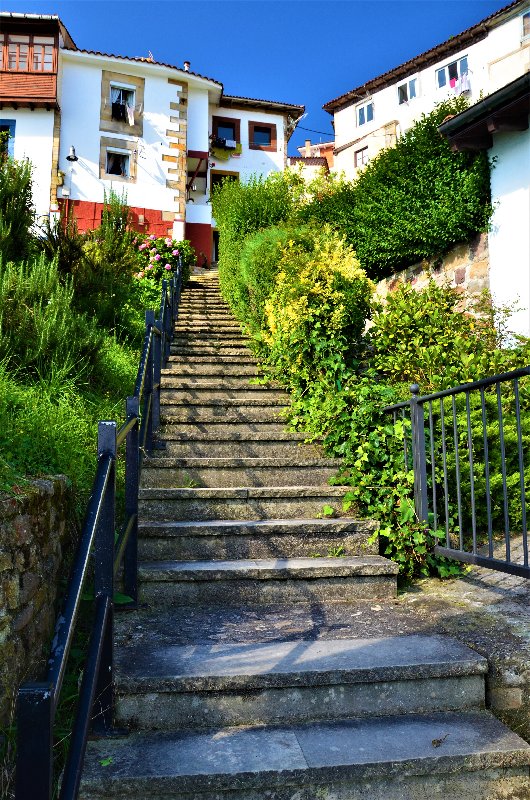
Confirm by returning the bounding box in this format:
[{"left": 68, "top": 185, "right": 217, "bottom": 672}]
[
  {"left": 523, "top": 11, "right": 530, "bottom": 38},
  {"left": 212, "top": 116, "right": 241, "bottom": 145},
  {"left": 354, "top": 147, "right": 369, "bottom": 167},
  {"left": 110, "top": 86, "right": 135, "bottom": 124},
  {"left": 0, "top": 121, "right": 15, "bottom": 159},
  {"left": 210, "top": 172, "right": 239, "bottom": 193},
  {"left": 436, "top": 56, "right": 468, "bottom": 89},
  {"left": 248, "top": 121, "right": 277, "bottom": 151}
]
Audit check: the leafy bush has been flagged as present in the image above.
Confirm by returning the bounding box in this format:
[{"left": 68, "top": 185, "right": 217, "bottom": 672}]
[
  {"left": 212, "top": 171, "right": 303, "bottom": 315},
  {"left": 135, "top": 234, "right": 194, "bottom": 286},
  {"left": 299, "top": 98, "right": 492, "bottom": 280},
  {"left": 0, "top": 156, "right": 33, "bottom": 263},
  {"left": 262, "top": 227, "right": 373, "bottom": 388}
]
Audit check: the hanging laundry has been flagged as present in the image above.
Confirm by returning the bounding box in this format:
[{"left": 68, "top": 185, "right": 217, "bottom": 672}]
[
  {"left": 449, "top": 77, "right": 457, "bottom": 90},
  {"left": 224, "top": 139, "right": 237, "bottom": 149},
  {"left": 459, "top": 72, "right": 471, "bottom": 93},
  {"left": 126, "top": 104, "right": 135, "bottom": 125}
]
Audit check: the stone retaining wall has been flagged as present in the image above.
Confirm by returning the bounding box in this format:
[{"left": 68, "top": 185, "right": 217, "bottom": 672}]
[
  {"left": 375, "top": 233, "right": 489, "bottom": 307},
  {"left": 0, "top": 476, "right": 75, "bottom": 728}
]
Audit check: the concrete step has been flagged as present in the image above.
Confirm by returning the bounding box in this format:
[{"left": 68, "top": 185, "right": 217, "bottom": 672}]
[
  {"left": 114, "top": 635, "right": 487, "bottom": 731},
  {"left": 155, "top": 422, "right": 292, "bottom": 437},
  {"left": 170, "top": 347, "right": 253, "bottom": 357},
  {"left": 160, "top": 387, "right": 287, "bottom": 402},
  {"left": 138, "top": 518, "right": 377, "bottom": 561},
  {"left": 160, "top": 407, "right": 287, "bottom": 424},
  {"left": 171, "top": 339, "right": 250, "bottom": 349},
  {"left": 159, "top": 375, "right": 265, "bottom": 387},
  {"left": 139, "top": 486, "right": 352, "bottom": 521},
  {"left": 80, "top": 711, "right": 530, "bottom": 800},
  {"left": 174, "top": 323, "right": 242, "bottom": 332},
  {"left": 162, "top": 363, "right": 259, "bottom": 376},
  {"left": 140, "top": 457, "right": 340, "bottom": 488},
  {"left": 156, "top": 438, "right": 319, "bottom": 458},
  {"left": 138, "top": 556, "right": 399, "bottom": 607},
  {"left": 175, "top": 314, "right": 236, "bottom": 322}
]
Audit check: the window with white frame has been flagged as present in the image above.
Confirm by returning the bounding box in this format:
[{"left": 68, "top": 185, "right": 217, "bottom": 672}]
[
  {"left": 436, "top": 56, "right": 469, "bottom": 90},
  {"left": 357, "top": 100, "right": 373, "bottom": 127},
  {"left": 397, "top": 77, "right": 417, "bottom": 104},
  {"left": 523, "top": 11, "right": 530, "bottom": 39},
  {"left": 110, "top": 84, "right": 135, "bottom": 124},
  {"left": 354, "top": 147, "right": 369, "bottom": 167},
  {"left": 106, "top": 149, "right": 130, "bottom": 178}
]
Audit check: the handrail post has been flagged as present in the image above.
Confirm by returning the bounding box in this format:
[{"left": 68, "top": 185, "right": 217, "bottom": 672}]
[
  {"left": 15, "top": 682, "right": 54, "bottom": 800},
  {"left": 410, "top": 384, "right": 429, "bottom": 522},
  {"left": 144, "top": 310, "right": 155, "bottom": 451},
  {"left": 164, "top": 281, "right": 172, "bottom": 360},
  {"left": 152, "top": 319, "right": 162, "bottom": 433},
  {"left": 124, "top": 396, "right": 139, "bottom": 604},
  {"left": 92, "top": 420, "right": 116, "bottom": 734}
]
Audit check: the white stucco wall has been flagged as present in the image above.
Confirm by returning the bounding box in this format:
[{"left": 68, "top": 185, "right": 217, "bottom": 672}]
[
  {"left": 333, "top": 7, "right": 530, "bottom": 179},
  {"left": 59, "top": 53, "right": 181, "bottom": 211},
  {"left": 187, "top": 85, "right": 210, "bottom": 153},
  {"left": 488, "top": 122, "right": 530, "bottom": 338},
  {"left": 1, "top": 109, "right": 55, "bottom": 221}
]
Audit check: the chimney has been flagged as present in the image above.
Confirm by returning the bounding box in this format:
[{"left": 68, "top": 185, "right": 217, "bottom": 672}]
[
  {"left": 183, "top": 60, "right": 191, "bottom": 72},
  {"left": 304, "top": 138, "right": 311, "bottom": 157}
]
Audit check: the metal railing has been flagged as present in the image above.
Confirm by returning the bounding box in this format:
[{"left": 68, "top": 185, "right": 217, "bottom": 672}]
[
  {"left": 384, "top": 368, "right": 530, "bottom": 579},
  {"left": 15, "top": 265, "right": 182, "bottom": 800}
]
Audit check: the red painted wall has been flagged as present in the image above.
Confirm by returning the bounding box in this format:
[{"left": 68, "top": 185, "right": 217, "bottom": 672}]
[
  {"left": 61, "top": 199, "right": 173, "bottom": 237},
  {"left": 186, "top": 222, "right": 212, "bottom": 267}
]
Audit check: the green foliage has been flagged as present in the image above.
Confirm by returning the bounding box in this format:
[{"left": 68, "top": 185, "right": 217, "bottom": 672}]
[
  {"left": 134, "top": 234, "right": 194, "bottom": 286},
  {"left": 299, "top": 98, "right": 492, "bottom": 280},
  {"left": 0, "top": 156, "right": 34, "bottom": 263},
  {"left": 0, "top": 254, "right": 102, "bottom": 377},
  {"left": 211, "top": 171, "right": 303, "bottom": 313}
]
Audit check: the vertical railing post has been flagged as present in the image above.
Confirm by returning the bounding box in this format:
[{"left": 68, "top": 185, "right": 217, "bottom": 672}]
[
  {"left": 92, "top": 420, "right": 116, "bottom": 734},
  {"left": 152, "top": 319, "right": 162, "bottom": 434},
  {"left": 124, "top": 396, "right": 139, "bottom": 604},
  {"left": 168, "top": 277, "right": 175, "bottom": 343},
  {"left": 164, "top": 282, "right": 172, "bottom": 360},
  {"left": 144, "top": 310, "right": 155, "bottom": 451},
  {"left": 15, "top": 683, "right": 54, "bottom": 800},
  {"left": 410, "top": 384, "right": 429, "bottom": 522}
]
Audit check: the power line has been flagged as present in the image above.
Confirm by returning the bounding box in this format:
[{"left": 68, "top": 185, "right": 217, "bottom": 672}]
[{"left": 297, "top": 124, "right": 334, "bottom": 137}]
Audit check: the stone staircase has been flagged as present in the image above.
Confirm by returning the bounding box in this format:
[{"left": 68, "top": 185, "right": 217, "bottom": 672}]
[{"left": 80, "top": 273, "right": 530, "bottom": 799}]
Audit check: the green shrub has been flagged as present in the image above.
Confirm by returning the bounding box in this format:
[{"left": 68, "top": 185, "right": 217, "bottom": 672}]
[
  {"left": 135, "top": 235, "right": 194, "bottom": 286},
  {"left": 299, "top": 98, "right": 492, "bottom": 280},
  {"left": 0, "top": 156, "right": 33, "bottom": 263},
  {"left": 0, "top": 254, "right": 102, "bottom": 377},
  {"left": 262, "top": 227, "right": 374, "bottom": 389}
]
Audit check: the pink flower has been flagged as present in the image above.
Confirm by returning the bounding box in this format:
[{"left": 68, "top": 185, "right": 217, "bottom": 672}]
[
  {"left": 164, "top": 264, "right": 171, "bottom": 270},
  {"left": 165, "top": 237, "right": 172, "bottom": 246},
  {"left": 149, "top": 234, "right": 156, "bottom": 240},
  {"left": 146, "top": 265, "right": 153, "bottom": 270},
  {"left": 154, "top": 254, "right": 161, "bottom": 261},
  {"left": 172, "top": 249, "right": 179, "bottom": 256},
  {"left": 139, "top": 243, "right": 147, "bottom": 250},
  {"left": 150, "top": 248, "right": 157, "bottom": 255}
]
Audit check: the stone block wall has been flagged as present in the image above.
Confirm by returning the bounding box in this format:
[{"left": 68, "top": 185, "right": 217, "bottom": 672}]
[
  {"left": 375, "top": 233, "right": 489, "bottom": 308},
  {"left": 0, "top": 476, "right": 75, "bottom": 728}
]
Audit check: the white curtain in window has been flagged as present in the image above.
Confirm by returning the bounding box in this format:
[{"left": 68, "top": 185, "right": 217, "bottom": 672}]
[{"left": 111, "top": 87, "right": 121, "bottom": 103}]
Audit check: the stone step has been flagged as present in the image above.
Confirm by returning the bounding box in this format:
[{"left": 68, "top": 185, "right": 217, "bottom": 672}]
[
  {"left": 162, "top": 363, "right": 259, "bottom": 376},
  {"left": 170, "top": 347, "right": 253, "bottom": 357},
  {"left": 160, "top": 387, "right": 287, "bottom": 402},
  {"left": 156, "top": 422, "right": 291, "bottom": 438},
  {"left": 140, "top": 457, "right": 340, "bottom": 489},
  {"left": 159, "top": 375, "right": 265, "bottom": 387},
  {"left": 137, "top": 518, "right": 377, "bottom": 561},
  {"left": 139, "top": 485, "right": 352, "bottom": 521},
  {"left": 157, "top": 438, "right": 318, "bottom": 458},
  {"left": 80, "top": 711, "right": 530, "bottom": 800},
  {"left": 160, "top": 407, "right": 287, "bottom": 424},
  {"left": 114, "top": 635, "right": 487, "bottom": 731},
  {"left": 174, "top": 323, "right": 242, "bottom": 331},
  {"left": 138, "top": 556, "right": 398, "bottom": 607},
  {"left": 175, "top": 314, "right": 236, "bottom": 322},
  {"left": 171, "top": 338, "right": 250, "bottom": 348}
]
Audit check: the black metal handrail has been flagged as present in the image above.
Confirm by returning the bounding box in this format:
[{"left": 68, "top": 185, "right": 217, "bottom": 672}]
[
  {"left": 384, "top": 367, "right": 530, "bottom": 579},
  {"left": 15, "top": 263, "right": 183, "bottom": 800}
]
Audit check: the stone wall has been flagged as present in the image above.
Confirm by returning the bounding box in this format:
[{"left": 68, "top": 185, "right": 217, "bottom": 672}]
[
  {"left": 375, "top": 233, "right": 489, "bottom": 308},
  {"left": 0, "top": 476, "right": 75, "bottom": 728}
]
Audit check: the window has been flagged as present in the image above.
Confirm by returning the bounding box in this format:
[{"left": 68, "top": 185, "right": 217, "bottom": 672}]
[
  {"left": 397, "top": 78, "right": 417, "bottom": 104},
  {"left": 33, "top": 37, "right": 54, "bottom": 71},
  {"left": 354, "top": 147, "right": 369, "bottom": 167},
  {"left": 0, "top": 120, "right": 15, "bottom": 159},
  {"left": 110, "top": 85, "right": 135, "bottom": 124},
  {"left": 357, "top": 101, "right": 373, "bottom": 127},
  {"left": 7, "top": 35, "right": 29, "bottom": 71},
  {"left": 523, "top": 12, "right": 530, "bottom": 39},
  {"left": 436, "top": 56, "right": 468, "bottom": 89},
  {"left": 106, "top": 150, "right": 130, "bottom": 178},
  {"left": 212, "top": 116, "right": 241, "bottom": 144},
  {"left": 248, "top": 121, "right": 277, "bottom": 151},
  {"left": 210, "top": 171, "right": 239, "bottom": 193}
]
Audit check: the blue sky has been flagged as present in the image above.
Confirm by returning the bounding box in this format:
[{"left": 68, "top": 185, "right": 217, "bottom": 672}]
[{"left": 3, "top": 0, "right": 509, "bottom": 153}]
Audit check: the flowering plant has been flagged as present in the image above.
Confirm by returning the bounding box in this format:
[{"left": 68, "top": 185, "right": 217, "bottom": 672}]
[{"left": 134, "top": 235, "right": 194, "bottom": 285}]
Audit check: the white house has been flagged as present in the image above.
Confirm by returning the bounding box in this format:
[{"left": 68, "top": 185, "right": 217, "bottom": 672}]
[
  {"left": 324, "top": 0, "right": 530, "bottom": 180},
  {"left": 439, "top": 73, "right": 530, "bottom": 338},
  {"left": 0, "top": 12, "right": 304, "bottom": 265}
]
